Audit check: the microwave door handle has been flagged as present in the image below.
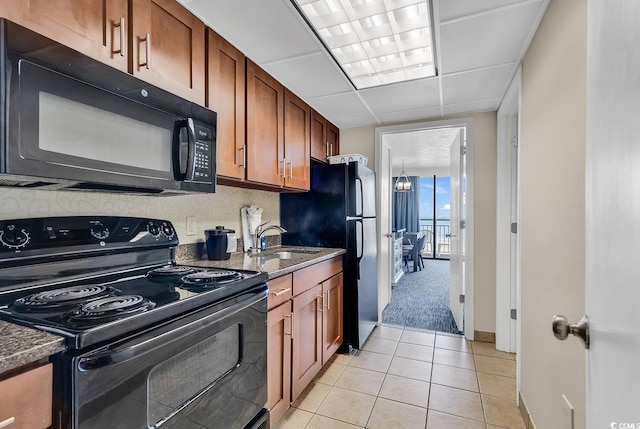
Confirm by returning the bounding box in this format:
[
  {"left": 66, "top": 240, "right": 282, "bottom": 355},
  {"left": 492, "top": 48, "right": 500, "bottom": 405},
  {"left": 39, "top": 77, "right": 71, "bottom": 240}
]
[{"left": 172, "top": 118, "right": 196, "bottom": 181}]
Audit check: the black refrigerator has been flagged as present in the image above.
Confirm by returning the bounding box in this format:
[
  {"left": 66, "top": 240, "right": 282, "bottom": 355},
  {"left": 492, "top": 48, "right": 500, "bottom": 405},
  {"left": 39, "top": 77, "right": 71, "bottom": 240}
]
[{"left": 280, "top": 161, "right": 378, "bottom": 350}]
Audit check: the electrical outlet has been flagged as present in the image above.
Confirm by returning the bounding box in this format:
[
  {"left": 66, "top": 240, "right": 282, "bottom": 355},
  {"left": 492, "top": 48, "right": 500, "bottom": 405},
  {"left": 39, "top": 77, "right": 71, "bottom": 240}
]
[
  {"left": 186, "top": 216, "right": 196, "bottom": 236},
  {"left": 562, "top": 394, "right": 574, "bottom": 429}
]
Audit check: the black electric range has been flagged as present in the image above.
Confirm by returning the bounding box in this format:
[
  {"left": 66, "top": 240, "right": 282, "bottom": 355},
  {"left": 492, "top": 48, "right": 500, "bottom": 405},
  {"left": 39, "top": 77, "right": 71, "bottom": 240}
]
[{"left": 0, "top": 216, "right": 267, "bottom": 349}]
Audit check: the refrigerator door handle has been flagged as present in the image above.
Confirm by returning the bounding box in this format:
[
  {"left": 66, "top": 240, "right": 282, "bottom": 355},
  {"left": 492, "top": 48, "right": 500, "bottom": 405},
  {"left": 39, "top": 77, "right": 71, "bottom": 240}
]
[
  {"left": 355, "top": 177, "right": 364, "bottom": 217},
  {"left": 346, "top": 216, "right": 360, "bottom": 221},
  {"left": 356, "top": 219, "right": 364, "bottom": 261}
]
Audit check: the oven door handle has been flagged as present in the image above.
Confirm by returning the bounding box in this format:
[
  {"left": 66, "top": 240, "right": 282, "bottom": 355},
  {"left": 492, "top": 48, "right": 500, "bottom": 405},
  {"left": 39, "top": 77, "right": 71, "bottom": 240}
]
[{"left": 77, "top": 289, "right": 267, "bottom": 371}]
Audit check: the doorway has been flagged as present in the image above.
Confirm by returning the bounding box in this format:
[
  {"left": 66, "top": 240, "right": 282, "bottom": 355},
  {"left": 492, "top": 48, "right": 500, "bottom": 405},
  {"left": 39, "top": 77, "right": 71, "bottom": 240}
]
[{"left": 375, "top": 118, "right": 474, "bottom": 339}]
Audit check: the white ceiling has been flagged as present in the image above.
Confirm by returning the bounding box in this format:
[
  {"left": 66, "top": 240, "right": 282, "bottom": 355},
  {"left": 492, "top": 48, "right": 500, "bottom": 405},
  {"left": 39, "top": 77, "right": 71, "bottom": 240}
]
[{"left": 178, "top": 0, "right": 548, "bottom": 129}]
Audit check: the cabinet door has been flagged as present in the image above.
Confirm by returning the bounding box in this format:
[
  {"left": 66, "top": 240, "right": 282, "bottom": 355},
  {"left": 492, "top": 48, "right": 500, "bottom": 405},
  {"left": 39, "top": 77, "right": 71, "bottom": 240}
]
[
  {"left": 12, "top": 0, "right": 128, "bottom": 72},
  {"left": 246, "top": 59, "right": 285, "bottom": 187},
  {"left": 327, "top": 121, "right": 340, "bottom": 158},
  {"left": 291, "top": 283, "right": 323, "bottom": 401},
  {"left": 322, "top": 272, "right": 343, "bottom": 364},
  {"left": 310, "top": 109, "right": 328, "bottom": 162},
  {"left": 283, "top": 89, "right": 310, "bottom": 190},
  {"left": 131, "top": 0, "right": 205, "bottom": 104},
  {"left": 0, "top": 364, "right": 52, "bottom": 429},
  {"left": 208, "top": 29, "right": 246, "bottom": 180},
  {"left": 266, "top": 301, "right": 292, "bottom": 425}
]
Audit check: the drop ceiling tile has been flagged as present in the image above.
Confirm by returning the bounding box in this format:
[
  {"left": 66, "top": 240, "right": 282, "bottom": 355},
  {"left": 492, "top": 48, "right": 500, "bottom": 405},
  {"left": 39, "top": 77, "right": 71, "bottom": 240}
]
[
  {"left": 439, "top": 1, "right": 543, "bottom": 73},
  {"left": 442, "top": 63, "right": 514, "bottom": 105},
  {"left": 334, "top": 115, "right": 381, "bottom": 129},
  {"left": 179, "top": 0, "right": 319, "bottom": 63},
  {"left": 377, "top": 105, "right": 443, "bottom": 124},
  {"left": 263, "top": 53, "right": 352, "bottom": 99},
  {"left": 308, "top": 92, "right": 374, "bottom": 123},
  {"left": 443, "top": 98, "right": 502, "bottom": 116},
  {"left": 438, "top": 0, "right": 531, "bottom": 22},
  {"left": 358, "top": 77, "right": 440, "bottom": 114}
]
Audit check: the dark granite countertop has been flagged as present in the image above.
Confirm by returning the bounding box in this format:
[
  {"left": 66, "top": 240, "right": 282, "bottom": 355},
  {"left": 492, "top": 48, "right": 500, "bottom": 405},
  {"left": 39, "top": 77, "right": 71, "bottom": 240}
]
[
  {"left": 0, "top": 321, "right": 65, "bottom": 374},
  {"left": 181, "top": 245, "right": 346, "bottom": 279}
]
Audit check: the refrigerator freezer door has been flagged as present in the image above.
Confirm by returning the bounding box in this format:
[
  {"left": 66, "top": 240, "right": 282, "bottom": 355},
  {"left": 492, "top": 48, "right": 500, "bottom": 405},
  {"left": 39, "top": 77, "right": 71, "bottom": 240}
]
[{"left": 354, "top": 164, "right": 376, "bottom": 219}]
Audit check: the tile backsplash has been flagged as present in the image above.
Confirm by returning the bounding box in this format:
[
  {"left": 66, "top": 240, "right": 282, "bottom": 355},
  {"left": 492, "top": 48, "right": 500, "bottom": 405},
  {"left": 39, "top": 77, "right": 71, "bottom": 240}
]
[{"left": 0, "top": 185, "right": 280, "bottom": 244}]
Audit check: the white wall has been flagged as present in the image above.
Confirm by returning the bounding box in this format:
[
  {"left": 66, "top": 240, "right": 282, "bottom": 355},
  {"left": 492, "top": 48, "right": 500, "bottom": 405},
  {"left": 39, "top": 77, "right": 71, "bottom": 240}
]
[
  {"left": 0, "top": 185, "right": 280, "bottom": 245},
  {"left": 519, "top": 0, "right": 586, "bottom": 427},
  {"left": 340, "top": 111, "right": 497, "bottom": 334}
]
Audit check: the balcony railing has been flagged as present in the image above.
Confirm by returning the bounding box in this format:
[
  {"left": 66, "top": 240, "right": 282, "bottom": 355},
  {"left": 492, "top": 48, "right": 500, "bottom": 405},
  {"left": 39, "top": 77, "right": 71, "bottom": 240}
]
[{"left": 420, "top": 224, "right": 451, "bottom": 259}]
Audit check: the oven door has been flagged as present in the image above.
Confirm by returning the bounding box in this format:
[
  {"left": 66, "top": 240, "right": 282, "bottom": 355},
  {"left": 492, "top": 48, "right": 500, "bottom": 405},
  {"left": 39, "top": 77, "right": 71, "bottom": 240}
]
[{"left": 68, "top": 287, "right": 267, "bottom": 429}]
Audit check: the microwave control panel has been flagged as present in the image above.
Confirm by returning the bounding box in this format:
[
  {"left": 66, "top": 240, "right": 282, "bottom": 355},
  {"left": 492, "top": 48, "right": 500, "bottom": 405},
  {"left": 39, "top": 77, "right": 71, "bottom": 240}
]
[{"left": 193, "top": 125, "right": 213, "bottom": 182}]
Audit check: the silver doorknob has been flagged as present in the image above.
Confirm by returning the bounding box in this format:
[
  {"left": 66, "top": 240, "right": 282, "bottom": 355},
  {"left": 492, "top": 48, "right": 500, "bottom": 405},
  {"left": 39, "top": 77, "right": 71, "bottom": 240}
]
[
  {"left": 384, "top": 233, "right": 393, "bottom": 238},
  {"left": 552, "top": 314, "right": 590, "bottom": 349}
]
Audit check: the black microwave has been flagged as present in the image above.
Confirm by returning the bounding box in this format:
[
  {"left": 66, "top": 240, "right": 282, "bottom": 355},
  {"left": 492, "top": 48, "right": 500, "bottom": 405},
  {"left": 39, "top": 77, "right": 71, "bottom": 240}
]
[{"left": 0, "top": 20, "right": 216, "bottom": 194}]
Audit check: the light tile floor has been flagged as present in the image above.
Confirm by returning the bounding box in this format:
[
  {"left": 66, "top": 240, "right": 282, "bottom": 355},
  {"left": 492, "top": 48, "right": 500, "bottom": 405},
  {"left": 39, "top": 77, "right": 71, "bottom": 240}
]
[{"left": 274, "top": 324, "right": 524, "bottom": 429}]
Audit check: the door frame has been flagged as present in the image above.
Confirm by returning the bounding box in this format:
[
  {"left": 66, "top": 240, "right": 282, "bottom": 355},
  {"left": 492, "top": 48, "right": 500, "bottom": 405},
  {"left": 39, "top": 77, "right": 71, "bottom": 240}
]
[
  {"left": 496, "top": 67, "right": 522, "bottom": 358},
  {"left": 375, "top": 117, "right": 475, "bottom": 340}
]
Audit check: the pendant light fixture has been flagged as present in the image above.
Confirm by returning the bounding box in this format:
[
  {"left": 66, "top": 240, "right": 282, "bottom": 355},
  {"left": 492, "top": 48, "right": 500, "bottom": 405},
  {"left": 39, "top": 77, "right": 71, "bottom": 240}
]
[{"left": 394, "top": 160, "right": 412, "bottom": 192}]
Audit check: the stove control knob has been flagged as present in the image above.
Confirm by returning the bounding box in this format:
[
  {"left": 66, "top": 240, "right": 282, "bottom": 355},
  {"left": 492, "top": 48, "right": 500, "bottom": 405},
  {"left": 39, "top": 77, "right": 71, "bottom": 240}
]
[
  {"left": 0, "top": 225, "right": 30, "bottom": 249},
  {"left": 147, "top": 221, "right": 161, "bottom": 236},
  {"left": 161, "top": 222, "right": 174, "bottom": 238},
  {"left": 90, "top": 222, "right": 110, "bottom": 240}
]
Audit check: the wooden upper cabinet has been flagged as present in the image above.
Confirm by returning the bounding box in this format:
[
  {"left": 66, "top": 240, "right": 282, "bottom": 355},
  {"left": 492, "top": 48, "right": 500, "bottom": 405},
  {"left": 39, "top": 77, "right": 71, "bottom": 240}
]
[
  {"left": 283, "top": 89, "right": 310, "bottom": 191},
  {"left": 207, "top": 29, "right": 246, "bottom": 180},
  {"left": 246, "top": 59, "right": 285, "bottom": 187},
  {"left": 327, "top": 121, "right": 340, "bottom": 158},
  {"left": 7, "top": 0, "right": 129, "bottom": 72},
  {"left": 130, "top": 0, "right": 205, "bottom": 104},
  {"left": 310, "top": 109, "right": 328, "bottom": 162}
]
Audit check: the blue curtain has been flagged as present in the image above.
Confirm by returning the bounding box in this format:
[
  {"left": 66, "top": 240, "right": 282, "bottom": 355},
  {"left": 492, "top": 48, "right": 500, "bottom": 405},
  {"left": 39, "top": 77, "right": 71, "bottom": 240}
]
[{"left": 392, "top": 176, "right": 420, "bottom": 233}]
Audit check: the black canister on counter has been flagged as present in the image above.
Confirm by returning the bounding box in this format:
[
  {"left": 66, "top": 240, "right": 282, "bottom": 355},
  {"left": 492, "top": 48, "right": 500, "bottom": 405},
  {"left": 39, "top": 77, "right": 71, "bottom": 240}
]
[{"left": 205, "top": 226, "right": 235, "bottom": 260}]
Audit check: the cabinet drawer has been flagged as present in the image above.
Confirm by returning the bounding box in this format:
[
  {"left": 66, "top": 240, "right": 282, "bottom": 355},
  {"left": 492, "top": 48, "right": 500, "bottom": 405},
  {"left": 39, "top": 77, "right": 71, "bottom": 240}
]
[
  {"left": 268, "top": 274, "right": 293, "bottom": 310},
  {"left": 292, "top": 256, "right": 343, "bottom": 296},
  {"left": 0, "top": 364, "right": 52, "bottom": 429}
]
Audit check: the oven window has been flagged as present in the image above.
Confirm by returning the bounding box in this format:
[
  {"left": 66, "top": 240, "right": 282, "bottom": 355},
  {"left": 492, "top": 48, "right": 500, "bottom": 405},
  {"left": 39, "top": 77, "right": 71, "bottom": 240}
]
[
  {"left": 147, "top": 323, "right": 241, "bottom": 427},
  {"left": 38, "top": 91, "right": 172, "bottom": 172}
]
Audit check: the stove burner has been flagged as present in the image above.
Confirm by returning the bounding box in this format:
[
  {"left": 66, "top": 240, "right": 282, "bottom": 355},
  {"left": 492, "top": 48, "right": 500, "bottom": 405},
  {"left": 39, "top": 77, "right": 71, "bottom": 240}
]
[
  {"left": 148, "top": 266, "right": 199, "bottom": 277},
  {"left": 13, "top": 285, "right": 119, "bottom": 312},
  {"left": 63, "top": 295, "right": 156, "bottom": 324},
  {"left": 180, "top": 270, "right": 245, "bottom": 289}
]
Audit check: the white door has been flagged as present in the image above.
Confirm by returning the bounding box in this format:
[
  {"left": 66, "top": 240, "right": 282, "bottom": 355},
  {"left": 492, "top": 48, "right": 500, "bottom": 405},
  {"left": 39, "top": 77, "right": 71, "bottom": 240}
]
[
  {"left": 585, "top": 1, "right": 640, "bottom": 425},
  {"left": 376, "top": 138, "right": 393, "bottom": 321},
  {"left": 449, "top": 131, "right": 465, "bottom": 331}
]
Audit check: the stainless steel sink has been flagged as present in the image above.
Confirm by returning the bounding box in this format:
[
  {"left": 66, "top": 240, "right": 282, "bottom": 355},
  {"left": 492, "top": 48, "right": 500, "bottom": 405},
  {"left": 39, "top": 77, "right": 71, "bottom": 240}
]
[{"left": 260, "top": 249, "right": 321, "bottom": 260}]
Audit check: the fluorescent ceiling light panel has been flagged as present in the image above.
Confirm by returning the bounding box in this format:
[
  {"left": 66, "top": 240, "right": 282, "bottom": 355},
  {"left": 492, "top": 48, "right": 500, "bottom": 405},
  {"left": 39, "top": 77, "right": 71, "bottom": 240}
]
[{"left": 294, "top": 0, "right": 436, "bottom": 89}]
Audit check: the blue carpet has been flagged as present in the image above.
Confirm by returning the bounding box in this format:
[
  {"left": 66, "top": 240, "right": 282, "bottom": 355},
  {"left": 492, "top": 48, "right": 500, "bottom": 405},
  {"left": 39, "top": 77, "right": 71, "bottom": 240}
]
[{"left": 382, "top": 259, "right": 462, "bottom": 334}]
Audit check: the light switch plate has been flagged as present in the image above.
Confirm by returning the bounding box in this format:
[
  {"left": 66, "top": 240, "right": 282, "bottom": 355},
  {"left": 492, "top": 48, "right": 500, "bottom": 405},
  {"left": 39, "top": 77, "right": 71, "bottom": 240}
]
[
  {"left": 562, "top": 394, "right": 574, "bottom": 429},
  {"left": 186, "top": 216, "right": 196, "bottom": 236}
]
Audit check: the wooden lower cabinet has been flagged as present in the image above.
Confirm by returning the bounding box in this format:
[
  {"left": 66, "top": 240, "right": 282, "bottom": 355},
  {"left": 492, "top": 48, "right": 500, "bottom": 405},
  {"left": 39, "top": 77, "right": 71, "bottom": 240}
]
[
  {"left": 291, "top": 283, "right": 323, "bottom": 402},
  {"left": 267, "top": 257, "right": 344, "bottom": 426},
  {"left": 322, "top": 273, "right": 343, "bottom": 365},
  {"left": 266, "top": 300, "right": 292, "bottom": 425},
  {"left": 0, "top": 364, "right": 53, "bottom": 429}
]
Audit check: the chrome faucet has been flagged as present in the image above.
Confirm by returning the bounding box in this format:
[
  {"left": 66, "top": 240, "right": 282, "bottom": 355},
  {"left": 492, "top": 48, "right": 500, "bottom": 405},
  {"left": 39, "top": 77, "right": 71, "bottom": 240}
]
[{"left": 252, "top": 220, "right": 287, "bottom": 253}]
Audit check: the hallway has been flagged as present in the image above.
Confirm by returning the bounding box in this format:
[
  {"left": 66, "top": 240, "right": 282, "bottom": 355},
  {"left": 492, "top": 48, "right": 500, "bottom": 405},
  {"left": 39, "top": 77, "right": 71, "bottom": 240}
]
[{"left": 274, "top": 325, "right": 524, "bottom": 429}]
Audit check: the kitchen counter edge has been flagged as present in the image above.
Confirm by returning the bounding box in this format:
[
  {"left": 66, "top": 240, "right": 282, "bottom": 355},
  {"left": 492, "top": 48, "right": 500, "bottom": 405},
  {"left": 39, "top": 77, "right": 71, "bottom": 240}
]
[
  {"left": 0, "top": 320, "right": 65, "bottom": 375},
  {"left": 181, "top": 246, "right": 346, "bottom": 279}
]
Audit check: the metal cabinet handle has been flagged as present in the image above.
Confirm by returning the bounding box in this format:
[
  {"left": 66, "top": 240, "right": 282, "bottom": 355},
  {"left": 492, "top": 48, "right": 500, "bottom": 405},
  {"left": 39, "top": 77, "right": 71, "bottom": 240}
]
[
  {"left": 238, "top": 145, "right": 246, "bottom": 168},
  {"left": 114, "top": 17, "right": 125, "bottom": 57},
  {"left": 271, "top": 288, "right": 291, "bottom": 297},
  {"left": 279, "top": 159, "right": 286, "bottom": 178},
  {"left": 0, "top": 417, "right": 16, "bottom": 428},
  {"left": 330, "top": 143, "right": 333, "bottom": 157},
  {"left": 287, "top": 161, "right": 293, "bottom": 179},
  {"left": 140, "top": 33, "right": 151, "bottom": 69},
  {"left": 326, "top": 290, "right": 331, "bottom": 310},
  {"left": 552, "top": 314, "right": 590, "bottom": 349},
  {"left": 326, "top": 141, "right": 330, "bottom": 158},
  {"left": 316, "top": 295, "right": 323, "bottom": 312},
  {"left": 284, "top": 313, "right": 293, "bottom": 338}
]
